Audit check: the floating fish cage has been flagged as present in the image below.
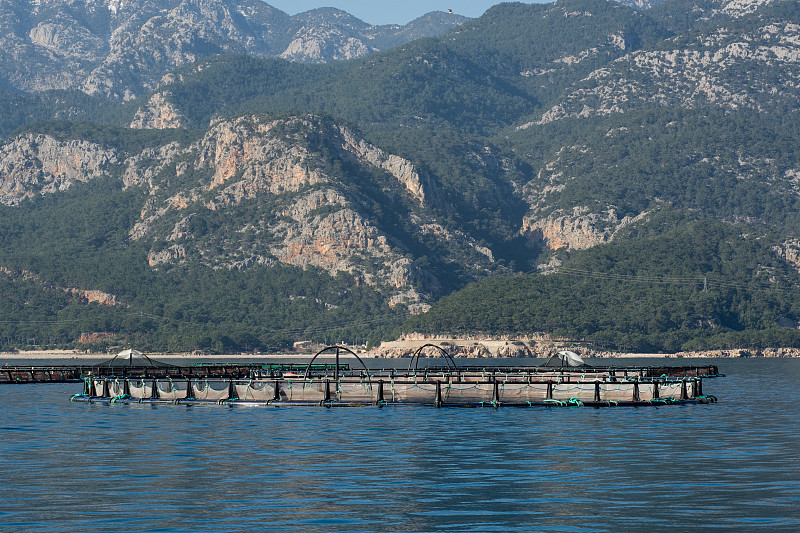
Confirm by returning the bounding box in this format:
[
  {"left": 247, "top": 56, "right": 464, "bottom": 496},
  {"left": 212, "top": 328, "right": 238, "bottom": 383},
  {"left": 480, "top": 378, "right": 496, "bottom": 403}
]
[
  {"left": 2, "top": 367, "right": 84, "bottom": 383},
  {"left": 69, "top": 345, "right": 720, "bottom": 408}
]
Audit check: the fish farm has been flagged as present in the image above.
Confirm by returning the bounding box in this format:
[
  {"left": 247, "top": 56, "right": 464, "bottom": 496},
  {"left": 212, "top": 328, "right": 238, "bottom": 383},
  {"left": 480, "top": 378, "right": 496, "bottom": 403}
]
[{"left": 68, "top": 345, "right": 721, "bottom": 408}]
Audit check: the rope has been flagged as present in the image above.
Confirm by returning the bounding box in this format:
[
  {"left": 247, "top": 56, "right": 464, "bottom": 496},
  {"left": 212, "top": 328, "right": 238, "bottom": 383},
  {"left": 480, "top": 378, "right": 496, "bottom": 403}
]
[
  {"left": 544, "top": 399, "right": 567, "bottom": 406},
  {"left": 110, "top": 394, "right": 132, "bottom": 404}
]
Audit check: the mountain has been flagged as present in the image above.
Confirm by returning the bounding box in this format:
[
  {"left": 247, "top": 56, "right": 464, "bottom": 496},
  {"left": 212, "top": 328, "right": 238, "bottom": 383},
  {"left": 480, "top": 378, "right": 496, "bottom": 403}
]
[
  {"left": 510, "top": 0, "right": 800, "bottom": 252},
  {"left": 530, "top": 0, "right": 799, "bottom": 125},
  {"left": 126, "top": 0, "right": 669, "bottom": 133},
  {"left": 0, "top": 114, "right": 510, "bottom": 309},
  {"left": 1, "top": 0, "right": 800, "bottom": 353},
  {"left": 0, "top": 0, "right": 468, "bottom": 100},
  {"left": 0, "top": 116, "right": 471, "bottom": 351},
  {"left": 406, "top": 212, "right": 800, "bottom": 352}
]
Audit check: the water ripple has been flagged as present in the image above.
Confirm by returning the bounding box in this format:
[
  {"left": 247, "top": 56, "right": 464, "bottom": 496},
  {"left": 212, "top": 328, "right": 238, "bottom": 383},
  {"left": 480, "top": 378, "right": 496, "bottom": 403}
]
[{"left": 1, "top": 359, "right": 799, "bottom": 531}]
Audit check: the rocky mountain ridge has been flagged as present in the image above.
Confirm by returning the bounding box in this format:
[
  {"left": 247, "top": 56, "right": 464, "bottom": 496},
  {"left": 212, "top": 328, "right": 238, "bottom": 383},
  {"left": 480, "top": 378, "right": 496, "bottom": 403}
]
[
  {"left": 4, "top": 0, "right": 799, "bottom": 272},
  {"left": 518, "top": 1, "right": 797, "bottom": 127},
  {"left": 0, "top": 114, "right": 503, "bottom": 310},
  {"left": 499, "top": 0, "right": 799, "bottom": 255},
  {"left": 614, "top": 0, "right": 777, "bottom": 16},
  {"left": 0, "top": 0, "right": 468, "bottom": 99}
]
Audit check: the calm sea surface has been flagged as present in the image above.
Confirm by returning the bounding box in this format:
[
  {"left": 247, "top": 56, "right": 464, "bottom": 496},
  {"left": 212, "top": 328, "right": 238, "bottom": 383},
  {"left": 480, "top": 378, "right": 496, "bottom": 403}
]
[{"left": 1, "top": 358, "right": 799, "bottom": 532}]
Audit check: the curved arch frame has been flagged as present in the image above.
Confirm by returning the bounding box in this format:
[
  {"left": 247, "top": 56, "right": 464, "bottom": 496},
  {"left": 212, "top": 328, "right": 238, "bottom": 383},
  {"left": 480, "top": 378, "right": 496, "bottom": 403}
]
[
  {"left": 303, "top": 345, "right": 370, "bottom": 380},
  {"left": 407, "top": 343, "right": 459, "bottom": 373}
]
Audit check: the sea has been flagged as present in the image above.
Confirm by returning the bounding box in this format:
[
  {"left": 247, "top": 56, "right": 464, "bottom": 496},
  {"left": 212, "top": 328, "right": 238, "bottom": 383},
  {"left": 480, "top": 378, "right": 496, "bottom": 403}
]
[{"left": 1, "top": 358, "right": 798, "bottom": 532}]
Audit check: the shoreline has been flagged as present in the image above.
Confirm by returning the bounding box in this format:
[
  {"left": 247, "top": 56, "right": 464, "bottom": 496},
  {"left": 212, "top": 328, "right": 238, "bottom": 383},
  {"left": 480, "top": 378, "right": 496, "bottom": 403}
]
[{"left": 2, "top": 346, "right": 799, "bottom": 364}]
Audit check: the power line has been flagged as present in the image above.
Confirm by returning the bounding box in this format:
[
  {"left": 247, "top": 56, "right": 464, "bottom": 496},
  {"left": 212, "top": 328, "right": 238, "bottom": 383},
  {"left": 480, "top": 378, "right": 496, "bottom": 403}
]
[
  {"left": 556, "top": 267, "right": 704, "bottom": 285},
  {"left": 0, "top": 318, "right": 85, "bottom": 325}
]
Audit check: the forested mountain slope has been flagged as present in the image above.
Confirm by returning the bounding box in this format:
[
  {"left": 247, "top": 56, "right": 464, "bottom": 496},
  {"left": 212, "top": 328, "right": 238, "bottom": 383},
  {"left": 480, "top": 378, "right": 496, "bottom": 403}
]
[
  {"left": 408, "top": 212, "right": 800, "bottom": 352},
  {"left": 1, "top": 0, "right": 799, "bottom": 353}
]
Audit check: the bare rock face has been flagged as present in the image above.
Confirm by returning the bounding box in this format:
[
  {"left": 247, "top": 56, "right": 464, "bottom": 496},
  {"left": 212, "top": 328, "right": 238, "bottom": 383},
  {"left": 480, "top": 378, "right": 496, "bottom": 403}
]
[
  {"left": 270, "top": 206, "right": 388, "bottom": 271},
  {"left": 612, "top": 1, "right": 779, "bottom": 18},
  {"left": 335, "top": 125, "right": 430, "bottom": 204},
  {"left": 277, "top": 8, "right": 374, "bottom": 64},
  {"left": 611, "top": 0, "right": 668, "bottom": 9},
  {"left": 199, "top": 118, "right": 324, "bottom": 195},
  {"left": 68, "top": 288, "right": 121, "bottom": 306},
  {"left": 122, "top": 142, "right": 184, "bottom": 190},
  {"left": 721, "top": 0, "right": 778, "bottom": 18},
  {"left": 496, "top": 343, "right": 534, "bottom": 358},
  {"left": 129, "top": 93, "right": 189, "bottom": 129},
  {"left": 147, "top": 244, "right": 188, "bottom": 267},
  {"left": 280, "top": 22, "right": 373, "bottom": 63},
  {"left": 522, "top": 208, "right": 648, "bottom": 251},
  {"left": 518, "top": 141, "right": 649, "bottom": 251},
  {"left": 28, "top": 21, "right": 106, "bottom": 61},
  {"left": 775, "top": 239, "right": 800, "bottom": 270},
  {"left": 523, "top": 211, "right": 615, "bottom": 251},
  {"left": 0, "top": 134, "right": 118, "bottom": 206}
]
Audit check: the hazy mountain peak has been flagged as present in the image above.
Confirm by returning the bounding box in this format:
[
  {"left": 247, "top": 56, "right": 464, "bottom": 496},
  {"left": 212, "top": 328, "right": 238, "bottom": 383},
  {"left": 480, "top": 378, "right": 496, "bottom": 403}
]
[{"left": 0, "top": 0, "right": 469, "bottom": 98}]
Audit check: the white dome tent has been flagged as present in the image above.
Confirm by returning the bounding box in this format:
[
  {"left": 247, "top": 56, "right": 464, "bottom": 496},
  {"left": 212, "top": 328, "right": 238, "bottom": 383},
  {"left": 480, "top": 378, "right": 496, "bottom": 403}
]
[
  {"left": 543, "top": 350, "right": 587, "bottom": 368},
  {"left": 99, "top": 348, "right": 170, "bottom": 368}
]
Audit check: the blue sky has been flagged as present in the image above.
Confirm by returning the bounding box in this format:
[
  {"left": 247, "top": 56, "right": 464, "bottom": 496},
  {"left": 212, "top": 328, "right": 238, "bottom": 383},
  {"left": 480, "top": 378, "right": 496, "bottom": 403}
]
[{"left": 266, "top": 1, "right": 552, "bottom": 25}]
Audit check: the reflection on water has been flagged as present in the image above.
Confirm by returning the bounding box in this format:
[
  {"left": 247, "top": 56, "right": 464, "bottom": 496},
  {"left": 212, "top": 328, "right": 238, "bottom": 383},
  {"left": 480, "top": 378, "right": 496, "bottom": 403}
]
[{"left": 1, "top": 359, "right": 799, "bottom": 532}]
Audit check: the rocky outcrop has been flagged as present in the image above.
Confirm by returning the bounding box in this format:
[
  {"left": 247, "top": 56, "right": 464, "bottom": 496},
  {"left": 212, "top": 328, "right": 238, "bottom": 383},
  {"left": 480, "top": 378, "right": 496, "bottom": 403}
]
[
  {"left": 336, "top": 125, "right": 430, "bottom": 204},
  {"left": 121, "top": 114, "right": 456, "bottom": 308},
  {"left": 612, "top": 0, "right": 668, "bottom": 9},
  {"left": 199, "top": 118, "right": 324, "bottom": 194},
  {"left": 522, "top": 208, "right": 649, "bottom": 251},
  {"left": 370, "top": 335, "right": 540, "bottom": 358},
  {"left": 613, "top": 1, "right": 778, "bottom": 18},
  {"left": 147, "top": 245, "right": 188, "bottom": 267},
  {"left": 410, "top": 341, "right": 536, "bottom": 358},
  {"left": 279, "top": 9, "right": 374, "bottom": 63},
  {"left": 534, "top": 18, "right": 800, "bottom": 124},
  {"left": 523, "top": 211, "right": 615, "bottom": 251},
  {"left": 270, "top": 206, "right": 390, "bottom": 271},
  {"left": 721, "top": 0, "right": 778, "bottom": 18},
  {"left": 368, "top": 333, "right": 800, "bottom": 359},
  {"left": 1, "top": 266, "right": 124, "bottom": 307},
  {"left": 0, "top": 134, "right": 119, "bottom": 206},
  {"left": 67, "top": 288, "right": 121, "bottom": 306},
  {"left": 129, "top": 93, "right": 189, "bottom": 129},
  {"left": 774, "top": 239, "right": 800, "bottom": 270},
  {"left": 665, "top": 347, "right": 800, "bottom": 358},
  {"left": 121, "top": 142, "right": 183, "bottom": 190},
  {"left": 518, "top": 141, "right": 652, "bottom": 251},
  {"left": 28, "top": 20, "right": 106, "bottom": 61}
]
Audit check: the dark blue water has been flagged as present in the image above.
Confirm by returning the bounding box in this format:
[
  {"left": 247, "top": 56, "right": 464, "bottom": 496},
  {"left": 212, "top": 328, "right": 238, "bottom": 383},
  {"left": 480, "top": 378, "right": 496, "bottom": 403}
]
[{"left": 1, "top": 358, "right": 799, "bottom": 532}]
